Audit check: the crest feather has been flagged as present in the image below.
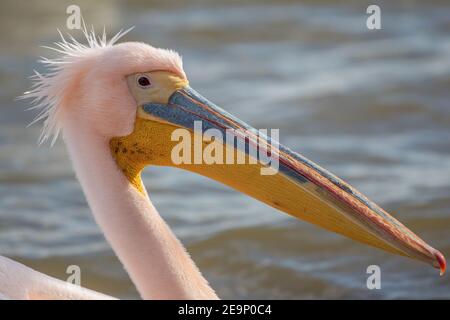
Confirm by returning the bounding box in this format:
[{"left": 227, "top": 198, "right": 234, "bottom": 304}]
[{"left": 20, "top": 26, "right": 134, "bottom": 146}]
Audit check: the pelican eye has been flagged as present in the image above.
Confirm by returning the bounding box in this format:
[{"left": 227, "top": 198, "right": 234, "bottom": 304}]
[{"left": 137, "top": 75, "right": 152, "bottom": 88}]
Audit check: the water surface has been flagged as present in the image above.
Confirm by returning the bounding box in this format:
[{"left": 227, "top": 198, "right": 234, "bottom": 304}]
[{"left": 0, "top": 0, "right": 449, "bottom": 299}]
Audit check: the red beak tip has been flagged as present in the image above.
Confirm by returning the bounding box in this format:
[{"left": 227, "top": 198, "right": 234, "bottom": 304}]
[{"left": 434, "top": 250, "right": 446, "bottom": 276}]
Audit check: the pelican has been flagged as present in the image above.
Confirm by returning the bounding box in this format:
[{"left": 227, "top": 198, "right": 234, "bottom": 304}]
[{"left": 0, "top": 28, "right": 445, "bottom": 300}]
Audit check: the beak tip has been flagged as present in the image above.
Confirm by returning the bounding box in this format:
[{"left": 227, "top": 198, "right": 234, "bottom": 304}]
[{"left": 433, "top": 250, "right": 446, "bottom": 276}]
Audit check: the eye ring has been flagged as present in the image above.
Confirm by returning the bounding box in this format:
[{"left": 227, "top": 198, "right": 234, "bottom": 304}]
[{"left": 136, "top": 75, "right": 152, "bottom": 88}]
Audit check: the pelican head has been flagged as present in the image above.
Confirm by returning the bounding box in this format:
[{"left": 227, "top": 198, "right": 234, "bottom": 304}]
[{"left": 26, "top": 29, "right": 445, "bottom": 276}]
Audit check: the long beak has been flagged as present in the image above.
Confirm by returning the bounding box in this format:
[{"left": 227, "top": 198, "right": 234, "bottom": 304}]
[{"left": 141, "top": 86, "right": 446, "bottom": 274}]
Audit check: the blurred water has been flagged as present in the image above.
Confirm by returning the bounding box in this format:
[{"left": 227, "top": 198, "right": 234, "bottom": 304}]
[{"left": 0, "top": 0, "right": 449, "bottom": 299}]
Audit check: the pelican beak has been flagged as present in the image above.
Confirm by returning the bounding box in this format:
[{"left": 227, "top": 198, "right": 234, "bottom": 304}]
[{"left": 116, "top": 86, "right": 446, "bottom": 274}]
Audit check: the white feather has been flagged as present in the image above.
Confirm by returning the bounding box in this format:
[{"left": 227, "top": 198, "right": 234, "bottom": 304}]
[{"left": 19, "top": 25, "right": 133, "bottom": 146}]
